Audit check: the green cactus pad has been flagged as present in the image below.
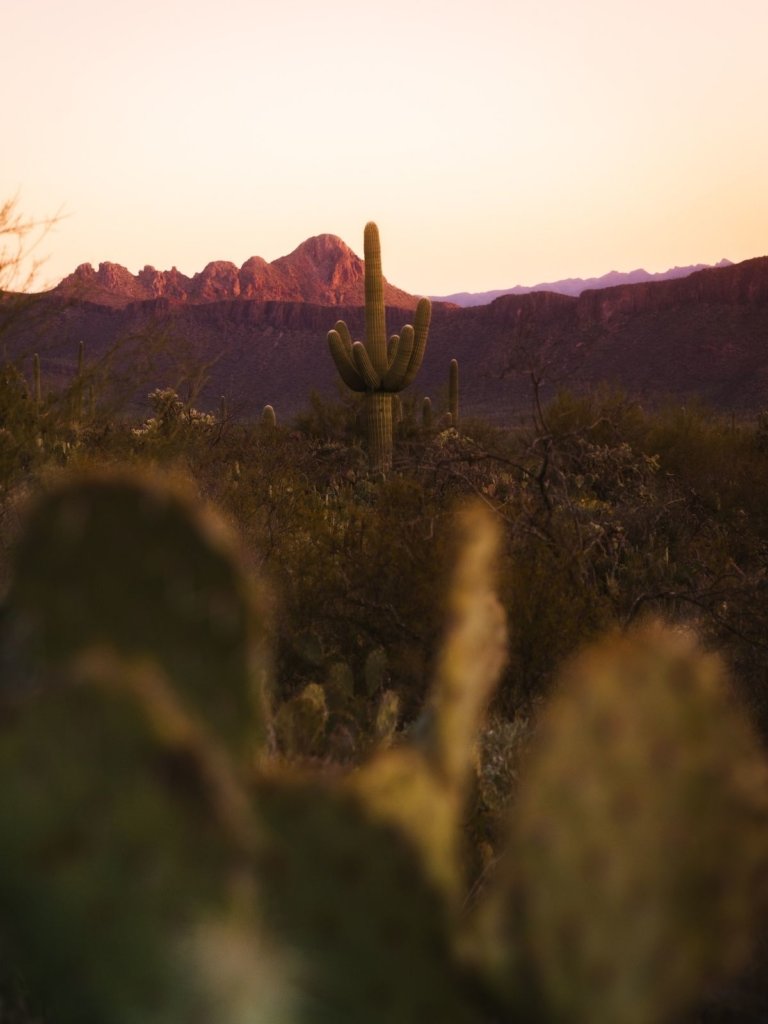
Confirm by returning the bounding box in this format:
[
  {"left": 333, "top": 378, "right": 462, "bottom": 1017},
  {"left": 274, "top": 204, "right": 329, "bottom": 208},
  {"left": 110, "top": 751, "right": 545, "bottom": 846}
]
[
  {"left": 253, "top": 770, "right": 483, "bottom": 1024},
  {"left": 503, "top": 622, "right": 768, "bottom": 1024},
  {"left": 3, "top": 468, "right": 271, "bottom": 758},
  {"left": 429, "top": 503, "right": 507, "bottom": 792},
  {"left": 0, "top": 661, "right": 268, "bottom": 1024}
]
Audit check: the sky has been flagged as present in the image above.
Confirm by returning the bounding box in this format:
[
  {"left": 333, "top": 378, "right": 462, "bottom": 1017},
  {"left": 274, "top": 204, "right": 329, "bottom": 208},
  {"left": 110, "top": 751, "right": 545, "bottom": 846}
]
[{"left": 4, "top": 0, "right": 768, "bottom": 296}]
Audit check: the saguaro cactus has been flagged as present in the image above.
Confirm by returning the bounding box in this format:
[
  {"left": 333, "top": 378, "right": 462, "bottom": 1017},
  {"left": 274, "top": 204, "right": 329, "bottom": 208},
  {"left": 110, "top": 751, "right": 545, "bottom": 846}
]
[{"left": 327, "top": 222, "right": 431, "bottom": 471}]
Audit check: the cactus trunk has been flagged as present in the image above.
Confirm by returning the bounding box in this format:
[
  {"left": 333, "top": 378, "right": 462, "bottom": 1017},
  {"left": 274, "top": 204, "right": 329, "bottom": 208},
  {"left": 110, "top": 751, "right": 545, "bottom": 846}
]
[{"left": 365, "top": 392, "right": 393, "bottom": 472}]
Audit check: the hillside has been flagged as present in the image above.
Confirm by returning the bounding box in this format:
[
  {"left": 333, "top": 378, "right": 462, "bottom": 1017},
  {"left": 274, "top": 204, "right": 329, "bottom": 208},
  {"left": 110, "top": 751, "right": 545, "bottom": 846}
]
[
  {"left": 5, "top": 256, "right": 768, "bottom": 422},
  {"left": 49, "top": 234, "right": 420, "bottom": 310},
  {"left": 431, "top": 258, "right": 735, "bottom": 306}
]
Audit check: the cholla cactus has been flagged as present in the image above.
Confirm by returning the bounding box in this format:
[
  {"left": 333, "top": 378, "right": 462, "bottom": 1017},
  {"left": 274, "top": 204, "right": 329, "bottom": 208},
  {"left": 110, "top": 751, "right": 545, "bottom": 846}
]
[{"left": 327, "top": 222, "right": 431, "bottom": 471}]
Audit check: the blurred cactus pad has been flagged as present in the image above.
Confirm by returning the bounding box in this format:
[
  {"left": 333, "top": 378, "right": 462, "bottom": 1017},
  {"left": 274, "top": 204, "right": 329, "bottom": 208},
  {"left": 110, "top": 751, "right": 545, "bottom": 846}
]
[{"left": 1, "top": 468, "right": 768, "bottom": 1024}]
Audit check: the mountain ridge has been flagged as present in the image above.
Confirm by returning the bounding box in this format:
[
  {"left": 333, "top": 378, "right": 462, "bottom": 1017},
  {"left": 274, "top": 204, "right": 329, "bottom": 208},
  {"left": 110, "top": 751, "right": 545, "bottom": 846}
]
[
  {"left": 7, "top": 254, "right": 768, "bottom": 423},
  {"left": 47, "top": 236, "right": 739, "bottom": 312},
  {"left": 430, "top": 259, "right": 736, "bottom": 306},
  {"left": 49, "top": 234, "right": 420, "bottom": 310}
]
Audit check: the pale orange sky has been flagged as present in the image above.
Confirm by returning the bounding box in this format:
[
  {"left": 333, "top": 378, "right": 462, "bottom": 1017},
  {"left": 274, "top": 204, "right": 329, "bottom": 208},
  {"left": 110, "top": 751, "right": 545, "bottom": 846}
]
[{"left": 4, "top": 0, "right": 768, "bottom": 295}]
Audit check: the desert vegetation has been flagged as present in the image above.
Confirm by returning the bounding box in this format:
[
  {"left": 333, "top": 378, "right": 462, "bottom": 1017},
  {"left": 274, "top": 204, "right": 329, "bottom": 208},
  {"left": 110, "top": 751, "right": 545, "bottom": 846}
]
[{"left": 2, "top": 215, "right": 768, "bottom": 1022}]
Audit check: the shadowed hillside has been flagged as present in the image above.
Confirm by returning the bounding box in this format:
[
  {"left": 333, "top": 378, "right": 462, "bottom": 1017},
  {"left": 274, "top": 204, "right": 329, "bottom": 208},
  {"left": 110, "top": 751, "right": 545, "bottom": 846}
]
[{"left": 3, "top": 255, "right": 768, "bottom": 420}]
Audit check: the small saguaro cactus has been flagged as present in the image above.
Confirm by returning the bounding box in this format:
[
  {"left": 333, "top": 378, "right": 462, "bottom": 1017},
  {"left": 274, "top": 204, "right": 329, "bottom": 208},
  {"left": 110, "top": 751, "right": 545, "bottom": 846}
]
[
  {"left": 261, "top": 404, "right": 277, "bottom": 428},
  {"left": 449, "top": 358, "right": 459, "bottom": 429},
  {"left": 327, "top": 222, "right": 431, "bottom": 471},
  {"left": 422, "top": 396, "right": 433, "bottom": 430}
]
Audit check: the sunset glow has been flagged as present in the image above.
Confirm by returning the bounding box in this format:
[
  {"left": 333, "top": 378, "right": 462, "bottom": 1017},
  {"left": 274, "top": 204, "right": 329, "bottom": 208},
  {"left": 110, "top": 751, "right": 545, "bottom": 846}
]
[{"left": 5, "top": 0, "right": 768, "bottom": 295}]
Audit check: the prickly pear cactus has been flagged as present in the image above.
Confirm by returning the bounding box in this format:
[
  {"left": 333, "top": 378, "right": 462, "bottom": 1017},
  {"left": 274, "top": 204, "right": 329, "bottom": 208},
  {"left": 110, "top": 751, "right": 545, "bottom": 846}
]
[
  {"left": 4, "top": 467, "right": 271, "bottom": 758},
  {"left": 249, "top": 503, "right": 506, "bottom": 1023},
  {"left": 274, "top": 682, "right": 329, "bottom": 759},
  {"left": 8, "top": 466, "right": 767, "bottom": 1024},
  {"left": 489, "top": 622, "right": 768, "bottom": 1024},
  {"left": 327, "top": 223, "right": 431, "bottom": 471},
  {"left": 350, "top": 504, "right": 507, "bottom": 905},
  {"left": 253, "top": 771, "right": 485, "bottom": 1024},
  {"left": 0, "top": 651, "right": 278, "bottom": 1024},
  {"left": 0, "top": 469, "right": 283, "bottom": 1023}
]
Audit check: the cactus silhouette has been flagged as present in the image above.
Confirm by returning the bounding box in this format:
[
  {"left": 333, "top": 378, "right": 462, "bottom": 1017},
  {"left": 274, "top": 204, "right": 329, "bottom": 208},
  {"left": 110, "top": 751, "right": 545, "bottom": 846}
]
[{"left": 327, "top": 222, "right": 431, "bottom": 470}]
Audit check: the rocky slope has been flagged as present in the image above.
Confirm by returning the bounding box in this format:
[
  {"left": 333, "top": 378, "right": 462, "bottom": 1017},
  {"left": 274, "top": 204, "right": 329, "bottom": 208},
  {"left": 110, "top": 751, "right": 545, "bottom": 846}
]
[
  {"left": 6, "top": 256, "right": 768, "bottom": 423},
  {"left": 50, "top": 234, "right": 420, "bottom": 310}
]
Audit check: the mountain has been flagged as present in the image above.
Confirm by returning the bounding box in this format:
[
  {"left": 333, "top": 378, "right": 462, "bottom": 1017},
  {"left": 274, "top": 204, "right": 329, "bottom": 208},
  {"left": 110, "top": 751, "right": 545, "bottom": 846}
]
[
  {"left": 431, "top": 259, "right": 735, "bottom": 306},
  {"left": 6, "top": 255, "right": 768, "bottom": 424},
  {"left": 50, "top": 234, "right": 420, "bottom": 310}
]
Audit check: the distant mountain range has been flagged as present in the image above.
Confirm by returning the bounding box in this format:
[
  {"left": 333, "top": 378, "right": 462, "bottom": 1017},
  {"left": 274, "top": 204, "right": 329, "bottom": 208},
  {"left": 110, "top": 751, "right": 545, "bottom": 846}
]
[
  {"left": 4, "top": 240, "right": 768, "bottom": 423},
  {"left": 49, "top": 237, "right": 733, "bottom": 310},
  {"left": 50, "top": 235, "right": 420, "bottom": 310},
  {"left": 430, "top": 260, "right": 735, "bottom": 306}
]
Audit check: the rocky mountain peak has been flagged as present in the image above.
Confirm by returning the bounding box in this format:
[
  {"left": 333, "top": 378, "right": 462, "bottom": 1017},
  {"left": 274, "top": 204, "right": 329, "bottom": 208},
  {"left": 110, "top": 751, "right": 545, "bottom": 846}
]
[{"left": 49, "top": 233, "right": 420, "bottom": 309}]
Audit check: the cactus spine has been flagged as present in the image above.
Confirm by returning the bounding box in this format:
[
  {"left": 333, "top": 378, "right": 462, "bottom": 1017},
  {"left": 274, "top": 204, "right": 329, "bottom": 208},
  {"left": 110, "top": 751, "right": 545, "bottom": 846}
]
[
  {"left": 449, "top": 358, "right": 459, "bottom": 429},
  {"left": 328, "top": 222, "right": 431, "bottom": 471}
]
